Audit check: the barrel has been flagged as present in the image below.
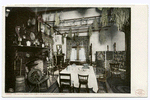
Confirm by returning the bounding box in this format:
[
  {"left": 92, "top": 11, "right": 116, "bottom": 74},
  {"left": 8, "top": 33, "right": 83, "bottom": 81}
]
[{"left": 15, "top": 76, "right": 26, "bottom": 92}]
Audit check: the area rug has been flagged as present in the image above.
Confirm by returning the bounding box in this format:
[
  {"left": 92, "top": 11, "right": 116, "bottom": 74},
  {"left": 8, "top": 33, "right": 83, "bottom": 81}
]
[
  {"left": 107, "top": 77, "right": 130, "bottom": 93},
  {"left": 97, "top": 80, "right": 107, "bottom": 93}
]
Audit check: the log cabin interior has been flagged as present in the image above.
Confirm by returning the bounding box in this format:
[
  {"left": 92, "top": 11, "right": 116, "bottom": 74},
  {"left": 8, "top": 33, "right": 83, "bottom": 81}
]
[{"left": 5, "top": 7, "right": 131, "bottom": 93}]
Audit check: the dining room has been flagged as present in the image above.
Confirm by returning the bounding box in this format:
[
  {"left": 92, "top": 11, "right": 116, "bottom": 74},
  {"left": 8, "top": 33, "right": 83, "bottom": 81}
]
[{"left": 5, "top": 7, "right": 131, "bottom": 93}]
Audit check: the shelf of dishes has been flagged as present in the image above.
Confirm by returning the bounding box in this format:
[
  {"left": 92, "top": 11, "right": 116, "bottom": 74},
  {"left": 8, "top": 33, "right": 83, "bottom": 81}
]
[
  {"left": 16, "top": 37, "right": 49, "bottom": 48},
  {"left": 12, "top": 45, "right": 49, "bottom": 52}
]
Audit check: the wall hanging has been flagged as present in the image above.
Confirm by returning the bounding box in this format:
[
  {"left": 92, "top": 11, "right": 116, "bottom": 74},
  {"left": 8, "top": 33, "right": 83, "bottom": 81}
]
[
  {"left": 54, "top": 12, "right": 60, "bottom": 26},
  {"left": 111, "top": 8, "right": 129, "bottom": 31},
  {"left": 93, "top": 18, "right": 99, "bottom": 30},
  {"left": 66, "top": 28, "right": 72, "bottom": 39},
  {"left": 62, "top": 33, "right": 66, "bottom": 44},
  {"left": 50, "top": 26, "right": 54, "bottom": 36},
  {"left": 100, "top": 8, "right": 109, "bottom": 27},
  {"left": 88, "top": 26, "right": 92, "bottom": 37},
  {"left": 99, "top": 31, "right": 106, "bottom": 44}
]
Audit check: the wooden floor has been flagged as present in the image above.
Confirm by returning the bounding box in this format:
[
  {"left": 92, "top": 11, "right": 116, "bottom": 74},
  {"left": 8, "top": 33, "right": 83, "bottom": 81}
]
[
  {"left": 45, "top": 70, "right": 112, "bottom": 93},
  {"left": 27, "top": 69, "right": 129, "bottom": 93}
]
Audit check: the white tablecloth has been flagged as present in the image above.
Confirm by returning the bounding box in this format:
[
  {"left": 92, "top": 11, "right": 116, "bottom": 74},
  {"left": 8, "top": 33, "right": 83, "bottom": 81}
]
[{"left": 57, "top": 65, "right": 98, "bottom": 93}]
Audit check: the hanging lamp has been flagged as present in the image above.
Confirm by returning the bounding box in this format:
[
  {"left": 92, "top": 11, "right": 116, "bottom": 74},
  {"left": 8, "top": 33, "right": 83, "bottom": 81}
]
[
  {"left": 88, "top": 26, "right": 93, "bottom": 37},
  {"left": 93, "top": 18, "right": 99, "bottom": 30},
  {"left": 67, "top": 28, "right": 72, "bottom": 39},
  {"left": 54, "top": 12, "right": 60, "bottom": 26}
]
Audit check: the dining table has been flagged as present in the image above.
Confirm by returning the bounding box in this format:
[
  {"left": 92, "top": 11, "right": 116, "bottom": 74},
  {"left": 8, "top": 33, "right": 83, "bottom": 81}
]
[{"left": 57, "top": 64, "right": 98, "bottom": 93}]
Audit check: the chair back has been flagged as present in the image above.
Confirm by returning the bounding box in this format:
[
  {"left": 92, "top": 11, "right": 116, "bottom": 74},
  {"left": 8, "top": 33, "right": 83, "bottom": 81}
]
[
  {"left": 65, "top": 59, "right": 70, "bottom": 65},
  {"left": 109, "top": 63, "right": 120, "bottom": 71},
  {"left": 58, "top": 61, "right": 65, "bottom": 72},
  {"left": 59, "top": 73, "right": 71, "bottom": 86},
  {"left": 96, "top": 67, "right": 105, "bottom": 74},
  {"left": 96, "top": 67, "right": 107, "bottom": 78},
  {"left": 78, "top": 74, "right": 89, "bottom": 84}
]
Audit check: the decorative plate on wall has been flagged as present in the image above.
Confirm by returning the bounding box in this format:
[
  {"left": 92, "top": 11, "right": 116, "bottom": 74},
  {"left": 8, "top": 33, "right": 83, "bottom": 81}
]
[
  {"left": 30, "top": 32, "right": 35, "bottom": 40},
  {"left": 31, "top": 18, "right": 36, "bottom": 25},
  {"left": 27, "top": 18, "right": 31, "bottom": 26}
]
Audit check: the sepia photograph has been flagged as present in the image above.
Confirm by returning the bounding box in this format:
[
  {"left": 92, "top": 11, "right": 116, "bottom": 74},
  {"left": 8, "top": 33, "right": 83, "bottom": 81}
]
[{"left": 2, "top": 5, "right": 148, "bottom": 97}]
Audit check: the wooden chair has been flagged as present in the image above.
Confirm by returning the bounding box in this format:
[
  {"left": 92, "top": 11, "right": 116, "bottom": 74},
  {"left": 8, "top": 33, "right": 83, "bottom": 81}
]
[
  {"left": 58, "top": 61, "right": 65, "bottom": 72},
  {"left": 109, "top": 63, "right": 121, "bottom": 78},
  {"left": 47, "top": 61, "right": 54, "bottom": 76},
  {"left": 97, "top": 68, "right": 108, "bottom": 93},
  {"left": 65, "top": 59, "right": 70, "bottom": 66},
  {"left": 59, "top": 73, "right": 72, "bottom": 93},
  {"left": 78, "top": 74, "right": 89, "bottom": 93}
]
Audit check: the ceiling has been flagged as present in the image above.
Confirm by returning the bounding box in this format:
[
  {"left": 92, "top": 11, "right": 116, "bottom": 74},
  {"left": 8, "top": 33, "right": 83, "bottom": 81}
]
[{"left": 29, "top": 7, "right": 90, "bottom": 13}]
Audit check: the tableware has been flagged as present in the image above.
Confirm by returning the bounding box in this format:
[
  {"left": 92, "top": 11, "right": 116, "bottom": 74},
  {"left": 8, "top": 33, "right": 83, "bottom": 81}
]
[
  {"left": 82, "top": 64, "right": 89, "bottom": 69},
  {"left": 72, "top": 63, "right": 76, "bottom": 67}
]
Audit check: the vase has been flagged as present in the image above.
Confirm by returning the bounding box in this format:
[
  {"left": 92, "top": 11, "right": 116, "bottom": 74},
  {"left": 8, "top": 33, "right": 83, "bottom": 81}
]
[{"left": 26, "top": 41, "right": 31, "bottom": 46}]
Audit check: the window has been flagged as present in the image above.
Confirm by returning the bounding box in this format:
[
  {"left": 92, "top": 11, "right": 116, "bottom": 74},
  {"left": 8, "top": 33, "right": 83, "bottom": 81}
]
[{"left": 70, "top": 45, "right": 86, "bottom": 61}]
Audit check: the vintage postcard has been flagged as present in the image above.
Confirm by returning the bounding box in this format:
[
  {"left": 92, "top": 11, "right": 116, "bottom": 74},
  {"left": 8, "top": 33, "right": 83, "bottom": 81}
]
[{"left": 2, "top": 5, "right": 148, "bottom": 97}]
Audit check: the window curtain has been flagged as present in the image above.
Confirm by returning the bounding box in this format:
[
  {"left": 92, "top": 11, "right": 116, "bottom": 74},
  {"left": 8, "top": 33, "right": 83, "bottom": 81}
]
[
  {"left": 79, "top": 48, "right": 86, "bottom": 61},
  {"left": 70, "top": 48, "right": 77, "bottom": 61}
]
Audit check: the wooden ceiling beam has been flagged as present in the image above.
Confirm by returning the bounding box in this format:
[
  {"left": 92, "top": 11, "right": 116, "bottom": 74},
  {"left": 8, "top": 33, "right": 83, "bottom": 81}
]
[
  {"left": 59, "top": 26, "right": 110, "bottom": 34},
  {"left": 46, "top": 15, "right": 100, "bottom": 23}
]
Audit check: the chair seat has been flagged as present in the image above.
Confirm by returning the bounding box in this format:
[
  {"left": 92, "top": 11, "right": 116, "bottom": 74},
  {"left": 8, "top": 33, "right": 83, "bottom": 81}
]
[
  {"left": 98, "top": 77, "right": 105, "bottom": 80},
  {"left": 99, "top": 74, "right": 105, "bottom": 78},
  {"left": 98, "top": 76, "right": 107, "bottom": 83},
  {"left": 111, "top": 71, "right": 121, "bottom": 75}
]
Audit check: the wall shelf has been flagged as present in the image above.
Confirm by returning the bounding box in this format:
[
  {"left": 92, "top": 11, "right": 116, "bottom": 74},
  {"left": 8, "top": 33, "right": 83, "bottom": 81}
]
[{"left": 12, "top": 45, "right": 49, "bottom": 52}]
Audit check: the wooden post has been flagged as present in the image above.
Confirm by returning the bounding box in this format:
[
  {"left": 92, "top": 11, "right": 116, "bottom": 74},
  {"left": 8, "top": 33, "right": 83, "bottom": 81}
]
[
  {"left": 90, "top": 43, "right": 92, "bottom": 66},
  {"left": 76, "top": 45, "right": 80, "bottom": 60},
  {"left": 20, "top": 58, "right": 22, "bottom": 76}
]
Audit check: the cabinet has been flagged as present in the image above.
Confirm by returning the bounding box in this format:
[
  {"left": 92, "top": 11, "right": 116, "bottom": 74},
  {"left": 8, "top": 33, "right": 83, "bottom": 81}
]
[
  {"left": 53, "top": 54, "right": 65, "bottom": 66},
  {"left": 57, "top": 54, "right": 65, "bottom": 66}
]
